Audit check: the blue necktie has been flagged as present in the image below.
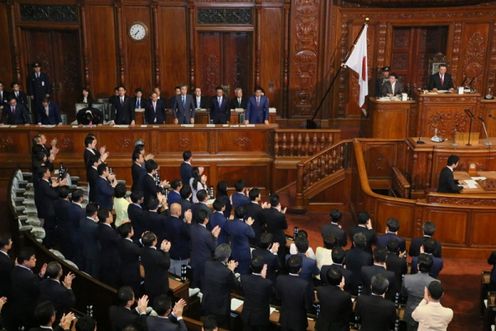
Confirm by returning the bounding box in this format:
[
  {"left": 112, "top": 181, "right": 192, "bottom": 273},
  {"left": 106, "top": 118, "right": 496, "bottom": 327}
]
[{"left": 182, "top": 96, "right": 186, "bottom": 106}]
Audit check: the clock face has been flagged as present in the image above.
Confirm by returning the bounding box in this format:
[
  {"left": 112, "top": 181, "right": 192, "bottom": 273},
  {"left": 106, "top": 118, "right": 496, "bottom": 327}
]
[{"left": 129, "top": 23, "right": 147, "bottom": 41}]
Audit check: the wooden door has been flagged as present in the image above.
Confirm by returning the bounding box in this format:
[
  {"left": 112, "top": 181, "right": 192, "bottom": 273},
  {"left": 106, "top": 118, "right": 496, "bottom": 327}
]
[
  {"left": 23, "top": 30, "right": 82, "bottom": 122},
  {"left": 196, "top": 31, "right": 253, "bottom": 97}
]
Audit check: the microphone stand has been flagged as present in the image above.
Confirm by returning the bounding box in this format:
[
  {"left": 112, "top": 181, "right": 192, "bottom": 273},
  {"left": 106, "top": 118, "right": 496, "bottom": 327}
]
[
  {"left": 478, "top": 116, "right": 492, "bottom": 146},
  {"left": 464, "top": 109, "right": 474, "bottom": 146}
]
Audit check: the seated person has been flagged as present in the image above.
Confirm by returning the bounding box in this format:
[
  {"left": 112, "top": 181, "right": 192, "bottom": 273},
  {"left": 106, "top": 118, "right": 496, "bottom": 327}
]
[
  {"left": 437, "top": 154, "right": 463, "bottom": 193},
  {"left": 409, "top": 221, "right": 442, "bottom": 258},
  {"left": 37, "top": 98, "right": 62, "bottom": 125},
  {"left": 76, "top": 106, "right": 103, "bottom": 125},
  {"left": 381, "top": 73, "right": 403, "bottom": 97},
  {"left": 2, "top": 96, "right": 30, "bottom": 124},
  {"left": 428, "top": 64, "right": 454, "bottom": 91}
]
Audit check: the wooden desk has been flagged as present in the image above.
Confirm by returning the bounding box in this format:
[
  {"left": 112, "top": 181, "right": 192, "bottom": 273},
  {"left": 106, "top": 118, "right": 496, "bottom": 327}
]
[{"left": 367, "top": 97, "right": 415, "bottom": 139}]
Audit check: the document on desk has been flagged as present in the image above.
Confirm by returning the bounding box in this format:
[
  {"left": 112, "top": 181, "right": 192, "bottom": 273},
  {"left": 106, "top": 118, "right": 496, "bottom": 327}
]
[
  {"left": 463, "top": 179, "right": 479, "bottom": 188},
  {"left": 231, "top": 298, "right": 244, "bottom": 311}
]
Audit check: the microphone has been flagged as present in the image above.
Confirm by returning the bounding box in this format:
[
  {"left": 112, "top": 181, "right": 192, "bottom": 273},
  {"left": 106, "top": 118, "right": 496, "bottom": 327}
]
[
  {"left": 464, "top": 109, "right": 474, "bottom": 119},
  {"left": 478, "top": 115, "right": 485, "bottom": 123}
]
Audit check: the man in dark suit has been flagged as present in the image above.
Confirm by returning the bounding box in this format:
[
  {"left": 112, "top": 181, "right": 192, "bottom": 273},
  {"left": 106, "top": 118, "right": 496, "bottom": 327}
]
[
  {"left": 143, "top": 197, "right": 168, "bottom": 243},
  {"left": 97, "top": 208, "right": 121, "bottom": 287},
  {"left": 287, "top": 235, "right": 319, "bottom": 282},
  {"left": 142, "top": 159, "right": 162, "bottom": 209},
  {"left": 409, "top": 221, "right": 442, "bottom": 257},
  {"left": 428, "top": 63, "right": 454, "bottom": 91},
  {"left": 355, "top": 274, "right": 397, "bottom": 331},
  {"left": 208, "top": 199, "right": 229, "bottom": 245},
  {"left": 210, "top": 86, "right": 230, "bottom": 124},
  {"left": 7, "top": 248, "right": 45, "bottom": 330},
  {"left": 201, "top": 244, "right": 239, "bottom": 327},
  {"left": 240, "top": 256, "right": 274, "bottom": 331},
  {"left": 145, "top": 92, "right": 166, "bottom": 124},
  {"left": 111, "top": 85, "right": 135, "bottom": 125},
  {"left": 109, "top": 286, "right": 149, "bottom": 331},
  {"left": 192, "top": 87, "right": 209, "bottom": 109},
  {"left": 0, "top": 234, "right": 13, "bottom": 298},
  {"left": 167, "top": 179, "right": 182, "bottom": 206},
  {"left": 275, "top": 255, "right": 312, "bottom": 331},
  {"left": 361, "top": 247, "right": 397, "bottom": 300},
  {"left": 349, "top": 211, "right": 376, "bottom": 253},
  {"left": 244, "top": 188, "right": 266, "bottom": 245},
  {"left": 80, "top": 203, "right": 101, "bottom": 277},
  {"left": 320, "top": 209, "right": 347, "bottom": 247},
  {"left": 245, "top": 87, "right": 269, "bottom": 124},
  {"left": 117, "top": 223, "right": 142, "bottom": 292},
  {"left": 411, "top": 238, "right": 444, "bottom": 278},
  {"left": 28, "top": 62, "right": 52, "bottom": 114},
  {"left": 344, "top": 232, "right": 373, "bottom": 295},
  {"left": 30, "top": 301, "right": 75, "bottom": 331},
  {"left": 437, "top": 154, "right": 463, "bottom": 193},
  {"left": 10, "top": 81, "right": 29, "bottom": 106},
  {"left": 375, "top": 66, "right": 390, "bottom": 97},
  {"left": 141, "top": 232, "right": 171, "bottom": 301},
  {"left": 385, "top": 239, "right": 408, "bottom": 289},
  {"left": 190, "top": 209, "right": 220, "bottom": 289},
  {"left": 169, "top": 85, "right": 181, "bottom": 111},
  {"left": 2, "top": 96, "right": 30, "bottom": 124},
  {"left": 191, "top": 189, "right": 211, "bottom": 222},
  {"left": 226, "top": 206, "right": 256, "bottom": 275},
  {"left": 376, "top": 217, "right": 406, "bottom": 253},
  {"left": 320, "top": 247, "right": 352, "bottom": 292},
  {"left": 128, "top": 191, "right": 145, "bottom": 241},
  {"left": 131, "top": 150, "right": 146, "bottom": 193},
  {"left": 381, "top": 73, "right": 404, "bottom": 97},
  {"left": 95, "top": 163, "right": 117, "bottom": 210},
  {"left": 174, "top": 84, "right": 195, "bottom": 124},
  {"left": 316, "top": 268, "right": 353, "bottom": 331},
  {"left": 230, "top": 87, "right": 248, "bottom": 109},
  {"left": 163, "top": 203, "right": 192, "bottom": 276},
  {"left": 0, "top": 81, "right": 8, "bottom": 113},
  {"left": 131, "top": 88, "right": 145, "bottom": 112},
  {"left": 180, "top": 185, "right": 193, "bottom": 218},
  {"left": 39, "top": 262, "right": 75, "bottom": 316},
  {"left": 37, "top": 98, "right": 62, "bottom": 125},
  {"left": 146, "top": 295, "right": 187, "bottom": 331},
  {"left": 261, "top": 194, "right": 288, "bottom": 262},
  {"left": 180, "top": 150, "right": 193, "bottom": 186},
  {"left": 62, "top": 189, "right": 85, "bottom": 264},
  {"left": 252, "top": 233, "right": 280, "bottom": 281},
  {"left": 231, "top": 179, "right": 250, "bottom": 210}
]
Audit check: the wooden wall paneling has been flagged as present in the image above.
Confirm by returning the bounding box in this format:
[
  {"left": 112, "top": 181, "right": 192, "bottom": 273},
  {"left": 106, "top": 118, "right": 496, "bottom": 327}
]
[
  {"left": 196, "top": 32, "right": 222, "bottom": 94},
  {"left": 83, "top": 4, "right": 118, "bottom": 97},
  {"left": 121, "top": 5, "right": 153, "bottom": 93},
  {"left": 469, "top": 211, "right": 496, "bottom": 247},
  {"left": 157, "top": 5, "right": 189, "bottom": 99},
  {"left": 0, "top": 2, "right": 14, "bottom": 81},
  {"left": 374, "top": 200, "right": 415, "bottom": 238},
  {"left": 259, "top": 6, "right": 283, "bottom": 111},
  {"left": 458, "top": 22, "right": 490, "bottom": 93},
  {"left": 422, "top": 208, "right": 468, "bottom": 245},
  {"left": 485, "top": 22, "right": 496, "bottom": 95}
]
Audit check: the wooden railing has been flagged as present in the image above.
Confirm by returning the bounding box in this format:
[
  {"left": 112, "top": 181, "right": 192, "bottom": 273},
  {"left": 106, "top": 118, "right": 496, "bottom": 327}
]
[
  {"left": 294, "top": 139, "right": 352, "bottom": 210},
  {"left": 274, "top": 129, "right": 341, "bottom": 157}
]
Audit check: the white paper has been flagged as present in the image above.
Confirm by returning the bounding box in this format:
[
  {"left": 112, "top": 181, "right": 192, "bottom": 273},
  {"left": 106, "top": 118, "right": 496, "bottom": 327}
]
[
  {"left": 463, "top": 180, "right": 478, "bottom": 189},
  {"left": 231, "top": 298, "right": 244, "bottom": 311},
  {"left": 471, "top": 177, "right": 487, "bottom": 181}
]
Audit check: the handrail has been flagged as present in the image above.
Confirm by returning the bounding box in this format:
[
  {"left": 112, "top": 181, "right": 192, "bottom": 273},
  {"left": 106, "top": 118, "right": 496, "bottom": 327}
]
[{"left": 294, "top": 139, "right": 352, "bottom": 210}]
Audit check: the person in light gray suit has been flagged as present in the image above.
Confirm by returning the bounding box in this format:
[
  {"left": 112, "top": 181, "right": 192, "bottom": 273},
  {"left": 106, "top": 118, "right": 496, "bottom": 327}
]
[
  {"left": 401, "top": 254, "right": 439, "bottom": 331},
  {"left": 174, "top": 84, "right": 195, "bottom": 124}
]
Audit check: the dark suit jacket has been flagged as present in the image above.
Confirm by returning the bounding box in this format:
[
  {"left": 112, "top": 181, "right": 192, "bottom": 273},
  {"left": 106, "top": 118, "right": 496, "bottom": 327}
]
[
  {"left": 252, "top": 248, "right": 280, "bottom": 281},
  {"left": 361, "top": 265, "right": 397, "bottom": 299},
  {"left": 355, "top": 294, "right": 396, "bottom": 331},
  {"left": 0, "top": 90, "right": 8, "bottom": 109},
  {"left": 88, "top": 166, "right": 98, "bottom": 203},
  {"left": 230, "top": 96, "right": 248, "bottom": 109},
  {"left": 381, "top": 81, "right": 404, "bottom": 96},
  {"left": 437, "top": 167, "right": 462, "bottom": 193},
  {"left": 244, "top": 202, "right": 265, "bottom": 244},
  {"left": 131, "top": 97, "right": 145, "bottom": 110},
  {"left": 344, "top": 247, "right": 373, "bottom": 295},
  {"left": 142, "top": 174, "right": 159, "bottom": 209},
  {"left": 231, "top": 192, "right": 250, "bottom": 210},
  {"left": 321, "top": 222, "right": 347, "bottom": 247},
  {"left": 386, "top": 253, "right": 408, "bottom": 287},
  {"left": 412, "top": 254, "right": 444, "bottom": 278},
  {"left": 174, "top": 94, "right": 195, "bottom": 124},
  {"left": 39, "top": 278, "right": 75, "bottom": 314},
  {"left": 98, "top": 223, "right": 121, "bottom": 286},
  {"left": 350, "top": 225, "right": 376, "bottom": 253},
  {"left": 119, "top": 238, "right": 142, "bottom": 289},
  {"left": 226, "top": 218, "right": 255, "bottom": 274},
  {"left": 208, "top": 211, "right": 229, "bottom": 245},
  {"left": 79, "top": 217, "right": 101, "bottom": 277},
  {"left": 37, "top": 102, "right": 61, "bottom": 124},
  {"left": 9, "top": 266, "right": 41, "bottom": 327},
  {"left": 128, "top": 203, "right": 145, "bottom": 240},
  {"left": 286, "top": 253, "right": 319, "bottom": 282},
  {"left": 376, "top": 232, "right": 406, "bottom": 252},
  {"left": 315, "top": 285, "right": 353, "bottom": 331},
  {"left": 210, "top": 96, "right": 230, "bottom": 124},
  {"left": 167, "top": 190, "right": 181, "bottom": 207},
  {"left": 28, "top": 72, "right": 52, "bottom": 99},
  {"left": 141, "top": 247, "right": 170, "bottom": 299},
  {"left": 64, "top": 202, "right": 84, "bottom": 261},
  {"left": 240, "top": 273, "right": 273, "bottom": 327},
  {"left": 201, "top": 260, "right": 237, "bottom": 317},
  {"left": 145, "top": 99, "right": 166, "bottom": 124},
  {"left": 131, "top": 162, "right": 146, "bottom": 193},
  {"left": 0, "top": 252, "right": 13, "bottom": 297},
  {"left": 192, "top": 95, "right": 209, "bottom": 109},
  {"left": 409, "top": 236, "right": 442, "bottom": 257},
  {"left": 320, "top": 264, "right": 353, "bottom": 293},
  {"left": 95, "top": 176, "right": 114, "bottom": 210},
  {"left": 276, "top": 274, "right": 312, "bottom": 330},
  {"left": 190, "top": 223, "right": 217, "bottom": 288},
  {"left": 146, "top": 315, "right": 187, "bottom": 331},
  {"left": 109, "top": 306, "right": 146, "bottom": 331},
  {"left": 2, "top": 103, "right": 30, "bottom": 124},
  {"left": 191, "top": 202, "right": 211, "bottom": 223},
  {"left": 262, "top": 208, "right": 288, "bottom": 247},
  {"left": 180, "top": 162, "right": 193, "bottom": 186},
  {"left": 163, "top": 215, "right": 191, "bottom": 260},
  {"left": 145, "top": 211, "right": 168, "bottom": 243},
  {"left": 428, "top": 73, "right": 454, "bottom": 90},
  {"left": 35, "top": 178, "right": 58, "bottom": 220},
  {"left": 246, "top": 95, "right": 269, "bottom": 124},
  {"left": 112, "top": 96, "right": 135, "bottom": 124}
]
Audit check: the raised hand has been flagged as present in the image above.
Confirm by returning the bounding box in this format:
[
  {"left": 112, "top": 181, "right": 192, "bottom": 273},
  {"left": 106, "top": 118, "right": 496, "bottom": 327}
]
[
  {"left": 172, "top": 298, "right": 187, "bottom": 318},
  {"left": 63, "top": 272, "right": 76, "bottom": 289},
  {"left": 59, "top": 311, "right": 76, "bottom": 330},
  {"left": 137, "top": 295, "right": 149, "bottom": 314},
  {"left": 184, "top": 209, "right": 193, "bottom": 224},
  {"left": 227, "top": 260, "right": 238, "bottom": 272},
  {"left": 245, "top": 217, "right": 255, "bottom": 226},
  {"left": 211, "top": 225, "right": 221, "bottom": 238}
]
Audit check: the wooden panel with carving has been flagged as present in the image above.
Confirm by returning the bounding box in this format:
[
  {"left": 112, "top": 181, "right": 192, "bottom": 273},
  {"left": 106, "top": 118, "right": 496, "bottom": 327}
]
[
  {"left": 121, "top": 6, "right": 153, "bottom": 93},
  {"left": 154, "top": 130, "right": 210, "bottom": 155},
  {"left": 458, "top": 23, "right": 489, "bottom": 93},
  {"left": 0, "top": 3, "right": 14, "bottom": 80},
  {"left": 360, "top": 140, "right": 401, "bottom": 179},
  {"left": 83, "top": 4, "right": 117, "bottom": 97}
]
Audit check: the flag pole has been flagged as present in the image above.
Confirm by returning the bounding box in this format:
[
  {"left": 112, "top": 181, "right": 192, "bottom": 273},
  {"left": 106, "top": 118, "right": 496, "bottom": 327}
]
[{"left": 308, "top": 17, "right": 369, "bottom": 127}]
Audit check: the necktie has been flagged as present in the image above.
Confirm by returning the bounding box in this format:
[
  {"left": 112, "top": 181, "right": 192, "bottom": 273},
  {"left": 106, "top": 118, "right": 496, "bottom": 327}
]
[
  {"left": 256, "top": 97, "right": 260, "bottom": 106},
  {"left": 182, "top": 96, "right": 186, "bottom": 105},
  {"left": 218, "top": 97, "right": 221, "bottom": 105},
  {"left": 11, "top": 106, "right": 15, "bottom": 113},
  {"left": 440, "top": 75, "right": 444, "bottom": 86},
  {"left": 153, "top": 102, "right": 156, "bottom": 111},
  {"left": 15, "top": 92, "right": 18, "bottom": 98},
  {"left": 238, "top": 98, "right": 241, "bottom": 106},
  {"left": 36, "top": 73, "right": 39, "bottom": 79},
  {"left": 137, "top": 99, "right": 140, "bottom": 108},
  {"left": 45, "top": 107, "right": 49, "bottom": 116},
  {"left": 120, "top": 97, "right": 124, "bottom": 105}
]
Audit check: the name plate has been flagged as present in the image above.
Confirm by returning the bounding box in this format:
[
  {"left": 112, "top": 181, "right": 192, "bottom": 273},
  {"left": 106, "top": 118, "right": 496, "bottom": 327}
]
[{"left": 180, "top": 124, "right": 194, "bottom": 127}]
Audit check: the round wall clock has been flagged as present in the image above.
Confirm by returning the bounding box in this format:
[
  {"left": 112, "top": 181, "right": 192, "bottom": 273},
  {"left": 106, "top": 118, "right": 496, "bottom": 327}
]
[{"left": 129, "top": 22, "right": 147, "bottom": 41}]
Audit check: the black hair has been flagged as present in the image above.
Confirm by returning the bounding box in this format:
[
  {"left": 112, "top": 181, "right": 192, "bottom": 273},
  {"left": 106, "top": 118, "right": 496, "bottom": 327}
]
[
  {"left": 202, "top": 315, "right": 218, "bottom": 331},
  {"left": 97, "top": 208, "right": 111, "bottom": 223},
  {"left": 234, "top": 206, "right": 245, "bottom": 219},
  {"left": 183, "top": 150, "right": 192, "bottom": 161},
  {"left": 153, "top": 294, "right": 172, "bottom": 316},
  {"left": 447, "top": 154, "right": 459, "bottom": 166},
  {"left": 258, "top": 232, "right": 273, "bottom": 250},
  {"left": 170, "top": 179, "right": 182, "bottom": 190},
  {"left": 84, "top": 134, "right": 96, "bottom": 147},
  {"left": 71, "top": 189, "right": 84, "bottom": 202},
  {"left": 117, "top": 223, "right": 133, "bottom": 238},
  {"left": 213, "top": 199, "right": 225, "bottom": 211},
  {"left": 386, "top": 238, "right": 400, "bottom": 254},
  {"left": 147, "top": 197, "right": 159, "bottom": 211},
  {"left": 75, "top": 315, "right": 96, "bottom": 331},
  {"left": 0, "top": 234, "right": 11, "bottom": 249},
  {"left": 295, "top": 236, "right": 309, "bottom": 254},
  {"left": 373, "top": 247, "right": 388, "bottom": 263},
  {"left": 130, "top": 191, "right": 144, "bottom": 203},
  {"left": 249, "top": 188, "right": 261, "bottom": 201},
  {"left": 269, "top": 194, "right": 280, "bottom": 207},
  {"left": 142, "top": 232, "right": 157, "bottom": 247},
  {"left": 422, "top": 238, "right": 436, "bottom": 254},
  {"left": 58, "top": 186, "right": 70, "bottom": 199},
  {"left": 34, "top": 301, "right": 56, "bottom": 326},
  {"left": 196, "top": 209, "right": 209, "bottom": 224},
  {"left": 386, "top": 218, "right": 399, "bottom": 232},
  {"left": 251, "top": 255, "right": 265, "bottom": 274},
  {"left": 332, "top": 246, "right": 346, "bottom": 264},
  {"left": 287, "top": 254, "right": 302, "bottom": 274},
  {"left": 423, "top": 221, "right": 436, "bottom": 236},
  {"left": 326, "top": 267, "right": 343, "bottom": 286},
  {"left": 323, "top": 234, "right": 336, "bottom": 250},
  {"left": 116, "top": 286, "right": 135, "bottom": 306},
  {"left": 330, "top": 209, "right": 342, "bottom": 222},
  {"left": 217, "top": 181, "right": 228, "bottom": 196},
  {"left": 85, "top": 202, "right": 99, "bottom": 217},
  {"left": 180, "top": 185, "right": 192, "bottom": 199},
  {"left": 196, "top": 189, "right": 208, "bottom": 202},
  {"left": 418, "top": 253, "right": 434, "bottom": 273},
  {"left": 114, "top": 182, "right": 127, "bottom": 198},
  {"left": 234, "top": 179, "right": 245, "bottom": 192},
  {"left": 371, "top": 274, "right": 389, "bottom": 295},
  {"left": 97, "top": 163, "right": 107, "bottom": 176},
  {"left": 352, "top": 232, "right": 367, "bottom": 249},
  {"left": 17, "top": 247, "right": 35, "bottom": 264},
  {"left": 145, "top": 159, "right": 158, "bottom": 173},
  {"left": 357, "top": 212, "right": 370, "bottom": 225}
]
